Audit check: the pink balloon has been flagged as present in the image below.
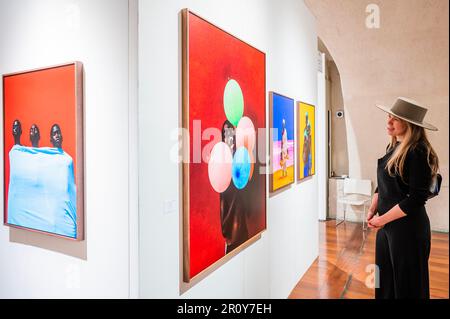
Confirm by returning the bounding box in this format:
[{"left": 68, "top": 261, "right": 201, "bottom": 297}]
[
  {"left": 208, "top": 142, "right": 233, "bottom": 193},
  {"left": 236, "top": 116, "right": 256, "bottom": 152}
]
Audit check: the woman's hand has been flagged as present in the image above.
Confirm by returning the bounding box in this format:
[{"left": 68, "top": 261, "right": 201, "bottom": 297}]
[
  {"left": 367, "top": 193, "right": 378, "bottom": 222},
  {"left": 368, "top": 215, "right": 385, "bottom": 229},
  {"left": 367, "top": 209, "right": 376, "bottom": 223}
]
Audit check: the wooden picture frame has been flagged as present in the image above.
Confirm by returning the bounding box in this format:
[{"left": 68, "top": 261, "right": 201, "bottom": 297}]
[
  {"left": 181, "top": 9, "right": 266, "bottom": 286},
  {"left": 297, "top": 101, "right": 315, "bottom": 181},
  {"left": 269, "top": 92, "right": 295, "bottom": 192},
  {"left": 2, "top": 62, "right": 84, "bottom": 241}
]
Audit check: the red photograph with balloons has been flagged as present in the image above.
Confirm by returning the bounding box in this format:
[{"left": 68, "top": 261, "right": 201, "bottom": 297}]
[{"left": 182, "top": 9, "right": 266, "bottom": 283}]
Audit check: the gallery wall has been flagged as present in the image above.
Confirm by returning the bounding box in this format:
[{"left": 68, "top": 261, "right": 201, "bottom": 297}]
[
  {"left": 0, "top": 0, "right": 137, "bottom": 298},
  {"left": 138, "top": 0, "right": 319, "bottom": 298}
]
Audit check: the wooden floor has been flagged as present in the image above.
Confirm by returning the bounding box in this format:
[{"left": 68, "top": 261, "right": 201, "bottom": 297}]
[{"left": 289, "top": 220, "right": 449, "bottom": 299}]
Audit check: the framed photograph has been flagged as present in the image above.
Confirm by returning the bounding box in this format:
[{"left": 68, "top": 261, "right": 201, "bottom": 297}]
[
  {"left": 297, "top": 101, "right": 315, "bottom": 181},
  {"left": 182, "top": 9, "right": 266, "bottom": 283},
  {"left": 3, "top": 62, "right": 84, "bottom": 240},
  {"left": 269, "top": 92, "right": 295, "bottom": 192}
]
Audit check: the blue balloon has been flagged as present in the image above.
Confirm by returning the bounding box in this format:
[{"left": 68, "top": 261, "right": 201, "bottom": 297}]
[{"left": 232, "top": 147, "right": 251, "bottom": 190}]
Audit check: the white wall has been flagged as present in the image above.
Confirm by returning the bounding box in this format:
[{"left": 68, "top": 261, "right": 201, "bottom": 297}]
[
  {"left": 139, "top": 0, "right": 319, "bottom": 298},
  {"left": 0, "top": 0, "right": 136, "bottom": 298}
]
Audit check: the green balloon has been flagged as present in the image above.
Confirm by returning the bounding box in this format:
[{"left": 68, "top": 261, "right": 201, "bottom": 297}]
[{"left": 223, "top": 79, "right": 244, "bottom": 126}]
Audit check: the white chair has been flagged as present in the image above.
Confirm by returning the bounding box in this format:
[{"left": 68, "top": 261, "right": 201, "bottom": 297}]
[{"left": 336, "top": 178, "right": 372, "bottom": 230}]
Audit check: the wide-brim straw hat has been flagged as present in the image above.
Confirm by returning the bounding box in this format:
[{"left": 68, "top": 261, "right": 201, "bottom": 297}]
[{"left": 376, "top": 97, "right": 438, "bottom": 131}]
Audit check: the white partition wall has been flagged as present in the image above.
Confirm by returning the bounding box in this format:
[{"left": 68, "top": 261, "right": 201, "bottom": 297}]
[
  {"left": 0, "top": 0, "right": 138, "bottom": 298},
  {"left": 138, "top": 0, "right": 319, "bottom": 298}
]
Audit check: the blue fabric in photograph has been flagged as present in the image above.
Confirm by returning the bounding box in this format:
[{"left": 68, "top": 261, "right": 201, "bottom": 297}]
[{"left": 7, "top": 145, "right": 77, "bottom": 238}]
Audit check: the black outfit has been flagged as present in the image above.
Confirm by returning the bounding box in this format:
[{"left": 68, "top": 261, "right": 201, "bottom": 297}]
[
  {"left": 220, "top": 184, "right": 249, "bottom": 254},
  {"left": 374, "top": 141, "right": 432, "bottom": 299}
]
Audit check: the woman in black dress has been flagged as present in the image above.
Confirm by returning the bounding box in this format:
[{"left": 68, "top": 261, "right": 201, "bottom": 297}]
[{"left": 367, "top": 97, "right": 440, "bottom": 299}]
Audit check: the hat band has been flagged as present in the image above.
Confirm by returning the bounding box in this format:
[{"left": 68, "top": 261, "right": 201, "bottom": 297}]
[{"left": 391, "top": 102, "right": 427, "bottom": 123}]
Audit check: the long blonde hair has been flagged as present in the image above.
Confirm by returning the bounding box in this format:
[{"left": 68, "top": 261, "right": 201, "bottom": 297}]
[{"left": 386, "top": 120, "right": 439, "bottom": 181}]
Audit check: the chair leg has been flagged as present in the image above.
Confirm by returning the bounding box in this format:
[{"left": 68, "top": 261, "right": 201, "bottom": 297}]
[
  {"left": 343, "top": 205, "right": 346, "bottom": 223},
  {"left": 362, "top": 203, "right": 367, "bottom": 231},
  {"left": 336, "top": 204, "right": 347, "bottom": 227}
]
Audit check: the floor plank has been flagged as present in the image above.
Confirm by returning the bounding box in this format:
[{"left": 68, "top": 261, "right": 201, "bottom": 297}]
[{"left": 289, "top": 220, "right": 449, "bottom": 299}]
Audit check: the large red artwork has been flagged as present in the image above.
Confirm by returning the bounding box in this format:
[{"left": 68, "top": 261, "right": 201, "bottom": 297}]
[{"left": 182, "top": 10, "right": 266, "bottom": 282}]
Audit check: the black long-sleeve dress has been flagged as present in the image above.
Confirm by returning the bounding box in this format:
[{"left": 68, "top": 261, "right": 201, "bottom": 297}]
[{"left": 374, "top": 141, "right": 432, "bottom": 299}]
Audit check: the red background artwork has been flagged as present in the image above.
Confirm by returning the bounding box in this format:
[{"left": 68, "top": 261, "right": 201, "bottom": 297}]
[
  {"left": 3, "top": 64, "right": 77, "bottom": 223},
  {"left": 188, "top": 12, "right": 266, "bottom": 279}
]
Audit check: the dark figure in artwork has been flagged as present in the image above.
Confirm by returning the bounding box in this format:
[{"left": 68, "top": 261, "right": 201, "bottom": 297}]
[
  {"left": 223, "top": 120, "right": 235, "bottom": 154},
  {"left": 280, "top": 119, "right": 289, "bottom": 177},
  {"left": 220, "top": 120, "right": 249, "bottom": 254},
  {"left": 30, "top": 124, "right": 40, "bottom": 148},
  {"left": 50, "top": 124, "right": 63, "bottom": 149},
  {"left": 8, "top": 122, "right": 77, "bottom": 238},
  {"left": 12, "top": 120, "right": 22, "bottom": 145}
]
